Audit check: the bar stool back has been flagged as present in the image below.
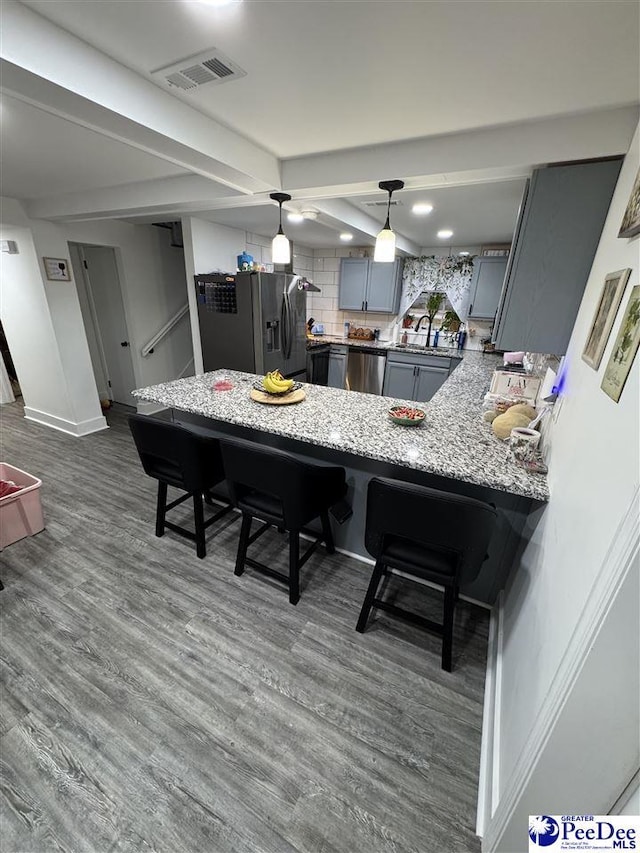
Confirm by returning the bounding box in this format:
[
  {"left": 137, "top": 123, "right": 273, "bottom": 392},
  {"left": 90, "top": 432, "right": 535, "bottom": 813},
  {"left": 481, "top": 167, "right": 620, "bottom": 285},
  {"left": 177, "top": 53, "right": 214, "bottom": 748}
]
[
  {"left": 220, "top": 438, "right": 347, "bottom": 604},
  {"left": 129, "top": 414, "right": 231, "bottom": 558},
  {"left": 356, "top": 477, "right": 497, "bottom": 671}
]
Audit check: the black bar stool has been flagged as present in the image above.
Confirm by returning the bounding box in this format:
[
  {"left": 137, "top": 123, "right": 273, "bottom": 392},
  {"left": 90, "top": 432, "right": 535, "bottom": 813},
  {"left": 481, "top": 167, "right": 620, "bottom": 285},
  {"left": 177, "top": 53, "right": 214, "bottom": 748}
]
[
  {"left": 356, "top": 477, "right": 497, "bottom": 671},
  {"left": 129, "top": 414, "right": 233, "bottom": 559},
  {"left": 220, "top": 438, "right": 347, "bottom": 604}
]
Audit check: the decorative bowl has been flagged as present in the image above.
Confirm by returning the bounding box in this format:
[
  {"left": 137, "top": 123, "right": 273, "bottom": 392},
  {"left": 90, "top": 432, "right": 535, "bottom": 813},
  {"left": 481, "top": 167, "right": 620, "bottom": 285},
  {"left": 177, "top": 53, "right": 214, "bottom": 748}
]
[
  {"left": 388, "top": 405, "right": 426, "bottom": 427},
  {"left": 253, "top": 379, "right": 303, "bottom": 397}
]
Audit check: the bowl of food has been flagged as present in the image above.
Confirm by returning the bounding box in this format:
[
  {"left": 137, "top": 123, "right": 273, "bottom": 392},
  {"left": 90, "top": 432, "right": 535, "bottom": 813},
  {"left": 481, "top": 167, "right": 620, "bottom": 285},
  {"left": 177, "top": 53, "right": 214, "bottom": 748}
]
[{"left": 388, "top": 405, "right": 426, "bottom": 427}]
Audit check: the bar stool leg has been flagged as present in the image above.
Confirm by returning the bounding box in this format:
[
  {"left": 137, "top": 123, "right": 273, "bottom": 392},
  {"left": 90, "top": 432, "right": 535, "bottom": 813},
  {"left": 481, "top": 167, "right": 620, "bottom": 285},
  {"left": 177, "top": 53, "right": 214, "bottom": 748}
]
[
  {"left": 235, "top": 513, "right": 252, "bottom": 576},
  {"left": 193, "top": 492, "right": 206, "bottom": 559},
  {"left": 320, "top": 510, "right": 335, "bottom": 554},
  {"left": 155, "top": 482, "right": 167, "bottom": 538},
  {"left": 289, "top": 530, "right": 300, "bottom": 605},
  {"left": 441, "top": 583, "right": 456, "bottom": 672},
  {"left": 356, "top": 558, "right": 386, "bottom": 633}
]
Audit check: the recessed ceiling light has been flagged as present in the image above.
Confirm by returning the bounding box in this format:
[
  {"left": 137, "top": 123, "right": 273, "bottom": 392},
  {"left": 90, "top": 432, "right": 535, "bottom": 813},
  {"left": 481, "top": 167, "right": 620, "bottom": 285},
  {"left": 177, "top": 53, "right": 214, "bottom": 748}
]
[
  {"left": 437, "top": 229, "right": 454, "bottom": 239},
  {"left": 287, "top": 212, "right": 304, "bottom": 223},
  {"left": 458, "top": 251, "right": 470, "bottom": 256},
  {"left": 196, "top": 0, "right": 242, "bottom": 6},
  {"left": 339, "top": 233, "right": 353, "bottom": 242},
  {"left": 412, "top": 203, "right": 433, "bottom": 215}
]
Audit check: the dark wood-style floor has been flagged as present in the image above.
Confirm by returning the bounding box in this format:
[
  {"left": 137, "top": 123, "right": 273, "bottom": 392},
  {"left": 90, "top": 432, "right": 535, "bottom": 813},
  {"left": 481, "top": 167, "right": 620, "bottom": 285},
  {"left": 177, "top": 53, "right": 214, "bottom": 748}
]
[{"left": 1, "top": 401, "right": 489, "bottom": 853}]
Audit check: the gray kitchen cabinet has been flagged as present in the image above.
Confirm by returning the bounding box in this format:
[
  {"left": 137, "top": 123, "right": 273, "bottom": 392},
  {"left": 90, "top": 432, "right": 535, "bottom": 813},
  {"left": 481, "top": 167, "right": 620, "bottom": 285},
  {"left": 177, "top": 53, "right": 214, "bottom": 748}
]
[
  {"left": 415, "top": 365, "right": 449, "bottom": 402},
  {"left": 468, "top": 256, "right": 508, "bottom": 320},
  {"left": 383, "top": 351, "right": 452, "bottom": 401},
  {"left": 339, "top": 258, "right": 402, "bottom": 313},
  {"left": 382, "top": 361, "right": 416, "bottom": 400},
  {"left": 327, "top": 345, "right": 347, "bottom": 389},
  {"left": 493, "top": 159, "right": 622, "bottom": 354},
  {"left": 338, "top": 259, "right": 368, "bottom": 311}
]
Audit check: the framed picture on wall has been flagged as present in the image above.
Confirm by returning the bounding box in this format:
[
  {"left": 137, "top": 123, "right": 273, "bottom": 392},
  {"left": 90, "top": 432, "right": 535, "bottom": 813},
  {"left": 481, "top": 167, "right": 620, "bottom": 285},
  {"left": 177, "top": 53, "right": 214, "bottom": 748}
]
[
  {"left": 618, "top": 167, "right": 640, "bottom": 239},
  {"left": 601, "top": 285, "right": 640, "bottom": 403},
  {"left": 582, "top": 268, "right": 631, "bottom": 370},
  {"left": 43, "top": 257, "right": 71, "bottom": 281}
]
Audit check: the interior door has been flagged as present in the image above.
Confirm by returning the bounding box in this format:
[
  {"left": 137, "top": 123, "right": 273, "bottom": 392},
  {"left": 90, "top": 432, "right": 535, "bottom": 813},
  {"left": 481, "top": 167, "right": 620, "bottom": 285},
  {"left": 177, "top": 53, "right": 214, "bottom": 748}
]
[{"left": 81, "top": 246, "right": 136, "bottom": 405}]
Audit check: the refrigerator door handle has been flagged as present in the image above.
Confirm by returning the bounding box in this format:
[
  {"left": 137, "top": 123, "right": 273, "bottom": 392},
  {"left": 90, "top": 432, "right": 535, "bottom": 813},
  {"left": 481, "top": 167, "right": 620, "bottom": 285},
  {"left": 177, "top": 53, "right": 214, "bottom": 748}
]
[{"left": 281, "top": 294, "right": 290, "bottom": 361}]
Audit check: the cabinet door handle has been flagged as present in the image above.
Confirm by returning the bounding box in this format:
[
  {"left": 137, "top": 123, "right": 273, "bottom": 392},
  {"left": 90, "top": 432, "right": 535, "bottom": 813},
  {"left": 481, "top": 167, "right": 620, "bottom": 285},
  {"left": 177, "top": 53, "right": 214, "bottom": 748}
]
[
  {"left": 361, "top": 301, "right": 364, "bottom": 311},
  {"left": 469, "top": 302, "right": 473, "bottom": 315},
  {"left": 365, "top": 301, "right": 368, "bottom": 311}
]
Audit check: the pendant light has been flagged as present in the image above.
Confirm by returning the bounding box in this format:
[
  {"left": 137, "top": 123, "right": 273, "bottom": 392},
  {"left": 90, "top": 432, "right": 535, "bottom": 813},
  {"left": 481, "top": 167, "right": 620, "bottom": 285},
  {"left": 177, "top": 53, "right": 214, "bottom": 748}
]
[
  {"left": 270, "top": 192, "right": 292, "bottom": 265},
  {"left": 374, "top": 179, "right": 404, "bottom": 263}
]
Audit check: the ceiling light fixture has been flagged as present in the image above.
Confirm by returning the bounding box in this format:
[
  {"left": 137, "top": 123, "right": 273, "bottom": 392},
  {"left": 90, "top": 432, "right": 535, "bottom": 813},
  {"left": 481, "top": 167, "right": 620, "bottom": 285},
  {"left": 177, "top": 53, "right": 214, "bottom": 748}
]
[
  {"left": 196, "top": 0, "right": 242, "bottom": 7},
  {"left": 458, "top": 251, "right": 470, "bottom": 256},
  {"left": 270, "top": 192, "right": 292, "bottom": 264},
  {"left": 301, "top": 210, "right": 319, "bottom": 221},
  {"left": 374, "top": 179, "right": 404, "bottom": 263},
  {"left": 339, "top": 233, "right": 353, "bottom": 242},
  {"left": 412, "top": 203, "right": 433, "bottom": 215},
  {"left": 437, "top": 229, "right": 454, "bottom": 240},
  {"left": 287, "top": 212, "right": 304, "bottom": 223}
]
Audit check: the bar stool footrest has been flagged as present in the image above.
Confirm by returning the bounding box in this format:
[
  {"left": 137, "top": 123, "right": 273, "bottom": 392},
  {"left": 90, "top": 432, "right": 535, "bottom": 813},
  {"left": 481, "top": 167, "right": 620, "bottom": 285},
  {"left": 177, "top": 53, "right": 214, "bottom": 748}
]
[{"left": 373, "top": 599, "right": 444, "bottom": 637}]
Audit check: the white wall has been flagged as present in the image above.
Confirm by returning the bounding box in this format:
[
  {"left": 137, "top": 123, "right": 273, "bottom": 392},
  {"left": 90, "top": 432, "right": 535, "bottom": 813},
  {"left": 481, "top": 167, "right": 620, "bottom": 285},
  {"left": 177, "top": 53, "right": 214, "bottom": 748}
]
[
  {"left": 30, "top": 218, "right": 194, "bottom": 393},
  {"left": 0, "top": 198, "right": 107, "bottom": 436},
  {"left": 483, "top": 125, "right": 640, "bottom": 849}
]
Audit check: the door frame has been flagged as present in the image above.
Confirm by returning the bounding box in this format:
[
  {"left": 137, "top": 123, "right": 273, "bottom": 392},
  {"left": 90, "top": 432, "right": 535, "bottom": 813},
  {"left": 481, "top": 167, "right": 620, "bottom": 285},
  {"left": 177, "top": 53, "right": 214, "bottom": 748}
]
[{"left": 70, "top": 241, "right": 137, "bottom": 404}]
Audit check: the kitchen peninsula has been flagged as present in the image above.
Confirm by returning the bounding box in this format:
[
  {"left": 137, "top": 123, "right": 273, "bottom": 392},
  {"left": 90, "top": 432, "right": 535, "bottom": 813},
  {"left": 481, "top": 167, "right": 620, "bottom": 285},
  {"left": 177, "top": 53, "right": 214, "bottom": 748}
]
[{"left": 134, "top": 352, "right": 549, "bottom": 604}]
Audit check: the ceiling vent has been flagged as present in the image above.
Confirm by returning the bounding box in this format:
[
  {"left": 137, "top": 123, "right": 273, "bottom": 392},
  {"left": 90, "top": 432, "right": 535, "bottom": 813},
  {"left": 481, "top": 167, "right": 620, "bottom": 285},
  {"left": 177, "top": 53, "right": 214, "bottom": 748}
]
[
  {"left": 151, "top": 48, "right": 246, "bottom": 92},
  {"left": 362, "top": 200, "right": 403, "bottom": 208}
]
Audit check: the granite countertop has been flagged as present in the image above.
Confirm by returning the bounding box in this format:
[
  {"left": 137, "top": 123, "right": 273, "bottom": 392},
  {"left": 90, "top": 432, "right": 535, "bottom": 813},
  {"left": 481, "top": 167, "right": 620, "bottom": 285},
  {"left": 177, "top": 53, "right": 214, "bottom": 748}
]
[
  {"left": 133, "top": 353, "right": 549, "bottom": 502},
  {"left": 307, "top": 335, "right": 463, "bottom": 359}
]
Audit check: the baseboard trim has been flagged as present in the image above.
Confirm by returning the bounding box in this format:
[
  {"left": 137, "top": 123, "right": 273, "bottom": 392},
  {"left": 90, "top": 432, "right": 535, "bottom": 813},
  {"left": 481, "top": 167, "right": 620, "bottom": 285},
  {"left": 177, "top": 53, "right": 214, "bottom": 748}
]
[
  {"left": 483, "top": 487, "right": 640, "bottom": 851},
  {"left": 24, "top": 407, "right": 108, "bottom": 437},
  {"left": 476, "top": 591, "right": 504, "bottom": 838}
]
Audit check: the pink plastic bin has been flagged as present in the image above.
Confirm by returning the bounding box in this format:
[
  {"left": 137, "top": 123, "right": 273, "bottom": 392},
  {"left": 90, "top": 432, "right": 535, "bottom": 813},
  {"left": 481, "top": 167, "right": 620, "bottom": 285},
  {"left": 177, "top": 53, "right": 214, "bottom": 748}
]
[{"left": 0, "top": 462, "right": 45, "bottom": 549}]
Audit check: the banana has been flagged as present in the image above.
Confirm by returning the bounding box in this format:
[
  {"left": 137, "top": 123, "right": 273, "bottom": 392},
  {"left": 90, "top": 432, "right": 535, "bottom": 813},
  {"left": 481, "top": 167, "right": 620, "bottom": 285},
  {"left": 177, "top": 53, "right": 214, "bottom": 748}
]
[{"left": 263, "top": 370, "right": 294, "bottom": 393}]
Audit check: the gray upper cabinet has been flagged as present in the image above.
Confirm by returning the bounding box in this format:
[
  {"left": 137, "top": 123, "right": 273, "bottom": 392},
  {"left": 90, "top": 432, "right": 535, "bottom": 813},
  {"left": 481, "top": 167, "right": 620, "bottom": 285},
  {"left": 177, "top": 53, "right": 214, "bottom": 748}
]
[
  {"left": 468, "top": 257, "right": 508, "bottom": 320},
  {"left": 338, "top": 259, "right": 368, "bottom": 311},
  {"left": 493, "top": 159, "right": 622, "bottom": 354},
  {"left": 339, "top": 258, "right": 402, "bottom": 313}
]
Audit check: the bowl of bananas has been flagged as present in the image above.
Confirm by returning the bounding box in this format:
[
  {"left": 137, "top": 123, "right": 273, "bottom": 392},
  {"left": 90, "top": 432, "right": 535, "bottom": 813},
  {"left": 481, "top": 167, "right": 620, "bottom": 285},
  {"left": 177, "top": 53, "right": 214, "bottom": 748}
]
[{"left": 255, "top": 371, "right": 302, "bottom": 397}]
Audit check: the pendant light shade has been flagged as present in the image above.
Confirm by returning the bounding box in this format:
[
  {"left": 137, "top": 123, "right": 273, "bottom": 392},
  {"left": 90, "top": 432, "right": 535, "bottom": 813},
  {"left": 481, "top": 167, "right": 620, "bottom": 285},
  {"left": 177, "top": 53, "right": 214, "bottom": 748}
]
[
  {"left": 374, "top": 179, "right": 404, "bottom": 263},
  {"left": 270, "top": 192, "right": 292, "bottom": 265}
]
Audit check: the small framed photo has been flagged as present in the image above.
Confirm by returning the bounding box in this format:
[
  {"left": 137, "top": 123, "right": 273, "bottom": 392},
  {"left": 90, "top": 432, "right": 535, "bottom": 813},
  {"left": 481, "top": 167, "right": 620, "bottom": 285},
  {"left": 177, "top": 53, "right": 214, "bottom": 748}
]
[
  {"left": 601, "top": 285, "right": 640, "bottom": 403},
  {"left": 43, "top": 257, "right": 71, "bottom": 281},
  {"left": 582, "top": 268, "right": 631, "bottom": 370},
  {"left": 618, "top": 167, "right": 640, "bottom": 239}
]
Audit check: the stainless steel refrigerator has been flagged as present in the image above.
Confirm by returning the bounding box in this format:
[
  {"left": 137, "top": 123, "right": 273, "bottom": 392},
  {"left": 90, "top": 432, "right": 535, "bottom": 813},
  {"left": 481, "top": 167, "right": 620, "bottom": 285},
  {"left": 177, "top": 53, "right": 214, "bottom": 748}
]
[{"left": 195, "top": 272, "right": 308, "bottom": 378}]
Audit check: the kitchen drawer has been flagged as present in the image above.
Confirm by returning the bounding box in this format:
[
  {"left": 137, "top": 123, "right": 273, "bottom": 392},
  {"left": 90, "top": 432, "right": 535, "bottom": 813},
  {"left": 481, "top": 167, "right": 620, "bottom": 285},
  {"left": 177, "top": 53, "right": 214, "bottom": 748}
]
[{"left": 386, "top": 351, "right": 452, "bottom": 370}]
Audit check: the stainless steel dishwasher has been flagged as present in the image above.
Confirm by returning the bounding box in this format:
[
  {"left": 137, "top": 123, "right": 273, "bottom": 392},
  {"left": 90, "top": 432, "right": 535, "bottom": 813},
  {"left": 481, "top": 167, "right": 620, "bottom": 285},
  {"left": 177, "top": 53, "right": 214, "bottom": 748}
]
[{"left": 346, "top": 346, "right": 386, "bottom": 394}]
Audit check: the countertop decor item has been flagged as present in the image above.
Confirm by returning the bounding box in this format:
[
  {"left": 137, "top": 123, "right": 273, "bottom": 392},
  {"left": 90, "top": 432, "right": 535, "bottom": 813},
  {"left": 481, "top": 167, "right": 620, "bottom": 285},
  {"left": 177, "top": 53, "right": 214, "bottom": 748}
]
[
  {"left": 348, "top": 327, "right": 375, "bottom": 341},
  {"left": 508, "top": 427, "right": 541, "bottom": 465},
  {"left": 250, "top": 387, "right": 306, "bottom": 405},
  {"left": 388, "top": 405, "right": 426, "bottom": 427},
  {"left": 601, "top": 285, "right": 640, "bottom": 402},
  {"left": 618, "top": 166, "right": 640, "bottom": 239},
  {"left": 582, "top": 268, "right": 631, "bottom": 369}
]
